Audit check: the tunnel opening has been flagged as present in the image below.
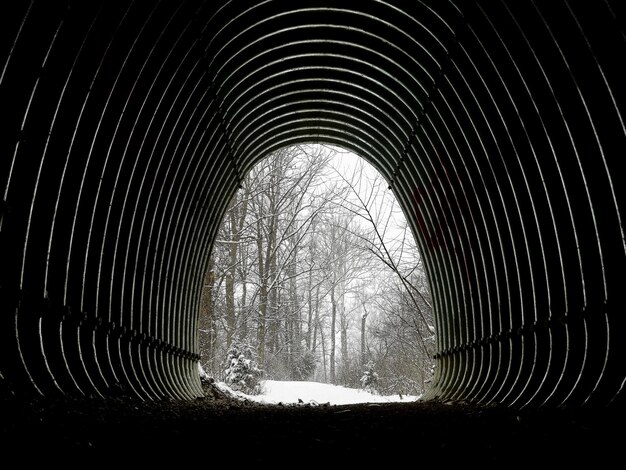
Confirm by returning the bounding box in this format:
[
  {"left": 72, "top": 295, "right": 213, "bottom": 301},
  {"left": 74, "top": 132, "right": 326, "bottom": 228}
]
[{"left": 198, "top": 143, "right": 435, "bottom": 403}]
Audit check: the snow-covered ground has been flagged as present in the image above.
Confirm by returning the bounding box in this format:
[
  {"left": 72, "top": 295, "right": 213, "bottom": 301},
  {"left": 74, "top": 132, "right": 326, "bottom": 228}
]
[{"left": 217, "top": 379, "right": 422, "bottom": 405}]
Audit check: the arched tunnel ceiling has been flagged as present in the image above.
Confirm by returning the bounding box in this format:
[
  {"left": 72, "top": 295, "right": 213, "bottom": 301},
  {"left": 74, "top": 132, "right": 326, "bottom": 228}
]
[{"left": 0, "top": 1, "right": 624, "bottom": 408}]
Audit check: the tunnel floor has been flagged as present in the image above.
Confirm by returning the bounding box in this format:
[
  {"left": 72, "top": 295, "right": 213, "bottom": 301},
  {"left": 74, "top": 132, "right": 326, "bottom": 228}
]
[{"left": 1, "top": 381, "right": 621, "bottom": 466}]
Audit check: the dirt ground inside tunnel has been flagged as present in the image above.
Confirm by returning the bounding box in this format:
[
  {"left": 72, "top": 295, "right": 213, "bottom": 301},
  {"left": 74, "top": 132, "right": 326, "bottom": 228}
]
[{"left": 1, "top": 380, "right": 622, "bottom": 467}]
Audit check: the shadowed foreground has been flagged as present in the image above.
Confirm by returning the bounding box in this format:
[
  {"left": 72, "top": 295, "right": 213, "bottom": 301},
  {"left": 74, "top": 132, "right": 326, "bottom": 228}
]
[{"left": 1, "top": 384, "right": 621, "bottom": 467}]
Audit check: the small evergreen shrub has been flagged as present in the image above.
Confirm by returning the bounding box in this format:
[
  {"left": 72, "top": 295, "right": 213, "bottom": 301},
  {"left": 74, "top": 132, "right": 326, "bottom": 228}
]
[
  {"left": 360, "top": 361, "right": 379, "bottom": 394},
  {"left": 224, "top": 343, "right": 263, "bottom": 395}
]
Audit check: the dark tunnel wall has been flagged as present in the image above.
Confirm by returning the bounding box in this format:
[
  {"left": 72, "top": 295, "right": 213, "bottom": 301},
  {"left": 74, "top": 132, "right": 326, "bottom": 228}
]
[{"left": 0, "top": 0, "right": 624, "bottom": 407}]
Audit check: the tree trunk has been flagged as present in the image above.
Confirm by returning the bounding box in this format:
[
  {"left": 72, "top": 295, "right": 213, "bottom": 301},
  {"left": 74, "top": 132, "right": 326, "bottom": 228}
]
[
  {"left": 312, "top": 283, "right": 320, "bottom": 352},
  {"left": 319, "top": 322, "right": 327, "bottom": 382},
  {"left": 225, "top": 262, "right": 236, "bottom": 349},
  {"left": 256, "top": 218, "right": 267, "bottom": 368},
  {"left": 238, "top": 278, "right": 248, "bottom": 341},
  {"left": 339, "top": 278, "right": 348, "bottom": 383},
  {"left": 290, "top": 255, "right": 300, "bottom": 358},
  {"left": 306, "top": 269, "right": 313, "bottom": 350},
  {"left": 329, "top": 281, "right": 336, "bottom": 384},
  {"left": 360, "top": 310, "right": 368, "bottom": 367}
]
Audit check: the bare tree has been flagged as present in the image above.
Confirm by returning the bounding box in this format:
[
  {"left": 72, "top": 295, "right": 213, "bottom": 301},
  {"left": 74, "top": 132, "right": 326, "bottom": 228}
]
[
  {"left": 331, "top": 158, "right": 433, "bottom": 356},
  {"left": 199, "top": 144, "right": 433, "bottom": 392},
  {"left": 201, "top": 145, "right": 340, "bottom": 378},
  {"left": 222, "top": 186, "right": 251, "bottom": 348},
  {"left": 317, "top": 213, "right": 371, "bottom": 384}
]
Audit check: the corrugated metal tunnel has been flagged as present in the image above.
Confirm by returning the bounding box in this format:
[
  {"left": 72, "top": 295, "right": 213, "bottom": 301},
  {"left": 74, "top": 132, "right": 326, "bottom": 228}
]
[{"left": 1, "top": 0, "right": 624, "bottom": 408}]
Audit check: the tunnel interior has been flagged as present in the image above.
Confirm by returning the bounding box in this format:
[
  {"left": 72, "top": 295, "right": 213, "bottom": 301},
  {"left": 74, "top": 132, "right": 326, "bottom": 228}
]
[{"left": 0, "top": 0, "right": 625, "bottom": 409}]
